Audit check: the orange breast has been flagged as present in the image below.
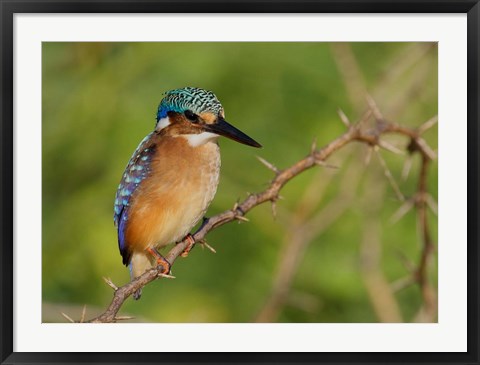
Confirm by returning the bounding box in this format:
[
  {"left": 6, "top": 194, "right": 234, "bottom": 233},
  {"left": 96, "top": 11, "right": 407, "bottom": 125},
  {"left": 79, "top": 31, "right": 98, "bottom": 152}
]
[{"left": 125, "top": 135, "right": 220, "bottom": 252}]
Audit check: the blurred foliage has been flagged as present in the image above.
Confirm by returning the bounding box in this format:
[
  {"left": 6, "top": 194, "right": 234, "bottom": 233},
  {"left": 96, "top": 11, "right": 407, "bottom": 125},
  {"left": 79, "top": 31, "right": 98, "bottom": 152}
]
[{"left": 42, "top": 42, "right": 438, "bottom": 323}]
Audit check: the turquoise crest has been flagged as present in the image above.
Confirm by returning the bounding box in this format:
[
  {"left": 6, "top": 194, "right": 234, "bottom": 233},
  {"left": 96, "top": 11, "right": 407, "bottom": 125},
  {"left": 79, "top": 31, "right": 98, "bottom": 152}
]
[{"left": 156, "top": 87, "right": 223, "bottom": 121}]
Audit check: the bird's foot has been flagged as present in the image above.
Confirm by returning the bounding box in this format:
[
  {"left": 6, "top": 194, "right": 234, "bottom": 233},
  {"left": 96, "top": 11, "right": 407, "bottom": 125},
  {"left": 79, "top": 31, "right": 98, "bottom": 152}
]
[
  {"left": 146, "top": 247, "right": 172, "bottom": 276},
  {"left": 178, "top": 217, "right": 210, "bottom": 257},
  {"left": 180, "top": 234, "right": 196, "bottom": 258},
  {"left": 133, "top": 289, "right": 142, "bottom": 300}
]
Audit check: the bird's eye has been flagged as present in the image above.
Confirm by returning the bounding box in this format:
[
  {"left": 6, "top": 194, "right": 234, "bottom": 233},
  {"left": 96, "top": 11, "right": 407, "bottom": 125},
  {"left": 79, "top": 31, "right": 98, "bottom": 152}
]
[{"left": 184, "top": 110, "right": 198, "bottom": 123}]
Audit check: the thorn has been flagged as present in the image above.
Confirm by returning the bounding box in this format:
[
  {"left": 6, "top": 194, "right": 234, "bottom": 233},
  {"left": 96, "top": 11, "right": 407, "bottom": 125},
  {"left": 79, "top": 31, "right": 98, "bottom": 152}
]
[
  {"left": 232, "top": 202, "right": 239, "bottom": 211},
  {"left": 337, "top": 108, "right": 351, "bottom": 128},
  {"left": 277, "top": 195, "right": 285, "bottom": 200},
  {"left": 61, "top": 312, "right": 75, "bottom": 323},
  {"left": 378, "top": 140, "right": 405, "bottom": 155},
  {"left": 235, "top": 215, "right": 249, "bottom": 222},
  {"left": 315, "top": 160, "right": 339, "bottom": 169},
  {"left": 375, "top": 149, "right": 405, "bottom": 202},
  {"left": 357, "top": 108, "right": 373, "bottom": 128},
  {"left": 310, "top": 138, "right": 318, "bottom": 154},
  {"left": 390, "top": 198, "right": 415, "bottom": 224},
  {"left": 158, "top": 273, "right": 176, "bottom": 279},
  {"left": 416, "top": 138, "right": 437, "bottom": 160},
  {"left": 394, "top": 250, "right": 416, "bottom": 273},
  {"left": 401, "top": 155, "right": 413, "bottom": 181},
  {"left": 80, "top": 305, "right": 86, "bottom": 323},
  {"left": 366, "top": 94, "right": 383, "bottom": 120},
  {"left": 257, "top": 156, "right": 279, "bottom": 174},
  {"left": 391, "top": 276, "right": 416, "bottom": 292},
  {"left": 114, "top": 315, "right": 135, "bottom": 321},
  {"left": 364, "top": 146, "right": 373, "bottom": 165},
  {"left": 199, "top": 239, "right": 216, "bottom": 254},
  {"left": 418, "top": 115, "right": 438, "bottom": 134},
  {"left": 426, "top": 194, "right": 438, "bottom": 215},
  {"left": 271, "top": 200, "right": 277, "bottom": 219},
  {"left": 103, "top": 277, "right": 118, "bottom": 291}
]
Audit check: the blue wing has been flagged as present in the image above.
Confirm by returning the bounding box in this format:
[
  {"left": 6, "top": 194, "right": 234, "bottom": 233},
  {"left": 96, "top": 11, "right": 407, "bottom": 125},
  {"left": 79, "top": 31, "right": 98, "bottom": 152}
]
[{"left": 114, "top": 132, "right": 156, "bottom": 265}]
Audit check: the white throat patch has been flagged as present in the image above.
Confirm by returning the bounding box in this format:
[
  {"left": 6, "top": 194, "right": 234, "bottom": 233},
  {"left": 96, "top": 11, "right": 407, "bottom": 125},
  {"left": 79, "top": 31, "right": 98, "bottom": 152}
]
[
  {"left": 155, "top": 117, "right": 170, "bottom": 131},
  {"left": 184, "top": 132, "right": 219, "bottom": 147}
]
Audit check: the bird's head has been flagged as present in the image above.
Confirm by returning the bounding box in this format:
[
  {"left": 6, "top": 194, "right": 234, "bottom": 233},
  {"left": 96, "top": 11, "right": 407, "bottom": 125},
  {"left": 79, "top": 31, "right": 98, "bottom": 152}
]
[{"left": 155, "top": 87, "right": 261, "bottom": 148}]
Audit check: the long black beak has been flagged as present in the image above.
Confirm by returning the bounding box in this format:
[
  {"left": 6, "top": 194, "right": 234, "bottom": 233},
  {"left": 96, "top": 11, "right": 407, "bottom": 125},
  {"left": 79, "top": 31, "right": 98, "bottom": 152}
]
[{"left": 206, "top": 118, "right": 262, "bottom": 148}]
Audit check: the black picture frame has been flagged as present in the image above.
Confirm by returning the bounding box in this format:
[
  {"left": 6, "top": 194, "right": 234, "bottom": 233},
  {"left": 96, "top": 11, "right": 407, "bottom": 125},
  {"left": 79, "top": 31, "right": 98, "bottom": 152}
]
[{"left": 1, "top": 1, "right": 479, "bottom": 364}]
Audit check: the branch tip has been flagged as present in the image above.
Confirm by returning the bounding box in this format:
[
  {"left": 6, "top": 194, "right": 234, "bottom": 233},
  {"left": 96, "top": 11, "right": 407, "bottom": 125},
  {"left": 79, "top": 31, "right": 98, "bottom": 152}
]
[
  {"left": 391, "top": 276, "right": 416, "bottom": 292},
  {"left": 416, "top": 139, "right": 437, "bottom": 160},
  {"left": 357, "top": 108, "right": 373, "bottom": 128},
  {"left": 80, "top": 305, "right": 87, "bottom": 323},
  {"left": 315, "top": 160, "right": 339, "bottom": 169},
  {"left": 418, "top": 115, "right": 438, "bottom": 134},
  {"left": 257, "top": 156, "right": 279, "bottom": 174},
  {"left": 103, "top": 277, "right": 119, "bottom": 291},
  {"left": 235, "top": 215, "right": 250, "bottom": 223},
  {"left": 375, "top": 149, "right": 405, "bottom": 202},
  {"left": 310, "top": 138, "right": 318, "bottom": 154},
  {"left": 61, "top": 312, "right": 75, "bottom": 323},
  {"left": 337, "top": 108, "right": 351, "bottom": 127},
  {"left": 366, "top": 94, "right": 383, "bottom": 120},
  {"left": 114, "top": 315, "right": 135, "bottom": 321},
  {"left": 271, "top": 200, "right": 277, "bottom": 219},
  {"left": 199, "top": 239, "right": 217, "bottom": 254},
  {"left": 394, "top": 250, "right": 416, "bottom": 273},
  {"left": 390, "top": 198, "right": 415, "bottom": 224},
  {"left": 401, "top": 156, "right": 413, "bottom": 181},
  {"left": 426, "top": 194, "right": 438, "bottom": 215},
  {"left": 378, "top": 140, "right": 405, "bottom": 155},
  {"left": 158, "top": 273, "right": 176, "bottom": 279},
  {"left": 364, "top": 146, "right": 373, "bottom": 165}
]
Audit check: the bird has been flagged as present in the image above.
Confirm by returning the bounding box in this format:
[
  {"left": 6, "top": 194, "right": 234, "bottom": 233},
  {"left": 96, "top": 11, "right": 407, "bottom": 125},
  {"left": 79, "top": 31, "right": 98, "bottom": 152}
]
[{"left": 113, "top": 87, "right": 261, "bottom": 299}]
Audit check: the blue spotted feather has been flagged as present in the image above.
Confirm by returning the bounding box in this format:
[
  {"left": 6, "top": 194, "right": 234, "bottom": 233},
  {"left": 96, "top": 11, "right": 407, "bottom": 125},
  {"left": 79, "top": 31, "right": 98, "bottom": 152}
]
[{"left": 114, "top": 132, "right": 156, "bottom": 265}]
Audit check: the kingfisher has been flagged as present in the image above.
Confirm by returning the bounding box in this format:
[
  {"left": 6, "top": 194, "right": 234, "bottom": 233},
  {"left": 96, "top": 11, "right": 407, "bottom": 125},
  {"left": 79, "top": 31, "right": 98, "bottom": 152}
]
[{"left": 114, "top": 87, "right": 261, "bottom": 299}]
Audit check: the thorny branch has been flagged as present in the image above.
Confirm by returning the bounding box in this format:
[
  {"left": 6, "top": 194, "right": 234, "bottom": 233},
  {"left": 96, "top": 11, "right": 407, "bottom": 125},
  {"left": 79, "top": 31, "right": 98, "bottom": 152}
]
[
  {"left": 86, "top": 103, "right": 437, "bottom": 323},
  {"left": 255, "top": 154, "right": 361, "bottom": 322}
]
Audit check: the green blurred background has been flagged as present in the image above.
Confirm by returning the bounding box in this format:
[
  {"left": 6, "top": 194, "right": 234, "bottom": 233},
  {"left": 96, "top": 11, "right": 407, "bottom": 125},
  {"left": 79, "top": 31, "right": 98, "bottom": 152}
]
[{"left": 42, "top": 42, "right": 438, "bottom": 323}]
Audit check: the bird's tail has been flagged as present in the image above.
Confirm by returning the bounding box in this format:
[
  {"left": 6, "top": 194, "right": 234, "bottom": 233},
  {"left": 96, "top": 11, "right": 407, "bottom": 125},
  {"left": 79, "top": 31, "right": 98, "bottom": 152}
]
[{"left": 129, "top": 252, "right": 154, "bottom": 300}]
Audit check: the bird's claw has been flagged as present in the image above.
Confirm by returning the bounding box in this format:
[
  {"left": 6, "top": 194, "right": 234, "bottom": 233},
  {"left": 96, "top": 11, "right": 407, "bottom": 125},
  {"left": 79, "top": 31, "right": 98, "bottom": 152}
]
[
  {"left": 146, "top": 247, "right": 172, "bottom": 275},
  {"left": 180, "top": 234, "right": 196, "bottom": 257}
]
